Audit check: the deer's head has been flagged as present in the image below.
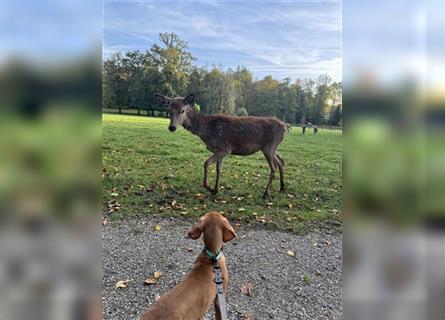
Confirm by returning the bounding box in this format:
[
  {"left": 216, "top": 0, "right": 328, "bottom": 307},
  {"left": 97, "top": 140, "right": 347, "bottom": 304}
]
[{"left": 153, "top": 93, "right": 195, "bottom": 132}]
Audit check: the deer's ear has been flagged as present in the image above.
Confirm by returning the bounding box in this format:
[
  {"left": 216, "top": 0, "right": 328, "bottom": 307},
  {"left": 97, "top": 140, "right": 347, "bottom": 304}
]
[
  {"left": 183, "top": 93, "right": 195, "bottom": 106},
  {"left": 222, "top": 222, "right": 237, "bottom": 243},
  {"left": 153, "top": 93, "right": 171, "bottom": 105},
  {"left": 187, "top": 225, "right": 202, "bottom": 240}
]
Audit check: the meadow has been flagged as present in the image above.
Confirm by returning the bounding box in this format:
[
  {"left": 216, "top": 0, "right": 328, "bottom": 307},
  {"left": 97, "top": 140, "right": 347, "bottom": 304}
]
[{"left": 103, "top": 114, "right": 342, "bottom": 232}]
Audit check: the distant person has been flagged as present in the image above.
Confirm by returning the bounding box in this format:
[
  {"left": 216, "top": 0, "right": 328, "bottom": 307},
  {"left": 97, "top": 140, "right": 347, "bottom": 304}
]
[{"left": 313, "top": 125, "right": 318, "bottom": 134}]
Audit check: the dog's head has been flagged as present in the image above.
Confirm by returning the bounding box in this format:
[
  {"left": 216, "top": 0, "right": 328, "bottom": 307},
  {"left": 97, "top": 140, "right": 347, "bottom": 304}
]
[{"left": 187, "top": 212, "right": 237, "bottom": 245}]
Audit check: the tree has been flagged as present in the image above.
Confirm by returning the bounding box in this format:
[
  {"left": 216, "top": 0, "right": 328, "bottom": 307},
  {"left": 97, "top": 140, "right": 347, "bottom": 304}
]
[
  {"left": 102, "top": 34, "right": 342, "bottom": 126},
  {"left": 187, "top": 66, "right": 207, "bottom": 97},
  {"left": 200, "top": 67, "right": 236, "bottom": 115},
  {"left": 233, "top": 66, "right": 255, "bottom": 112},
  {"left": 103, "top": 53, "right": 131, "bottom": 113},
  {"left": 236, "top": 107, "right": 248, "bottom": 116},
  {"left": 311, "top": 74, "right": 332, "bottom": 124},
  {"left": 329, "top": 105, "right": 342, "bottom": 126},
  {"left": 148, "top": 32, "right": 195, "bottom": 97},
  {"left": 249, "top": 76, "right": 279, "bottom": 116}
]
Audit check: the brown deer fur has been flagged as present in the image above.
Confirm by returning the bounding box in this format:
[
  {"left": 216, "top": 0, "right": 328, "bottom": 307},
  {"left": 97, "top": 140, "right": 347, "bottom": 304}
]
[
  {"left": 154, "top": 93, "right": 288, "bottom": 198},
  {"left": 140, "top": 212, "right": 237, "bottom": 320}
]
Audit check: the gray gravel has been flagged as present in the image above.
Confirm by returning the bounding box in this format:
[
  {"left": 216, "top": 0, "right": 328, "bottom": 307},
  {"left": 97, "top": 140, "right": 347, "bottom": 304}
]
[{"left": 102, "top": 216, "right": 342, "bottom": 320}]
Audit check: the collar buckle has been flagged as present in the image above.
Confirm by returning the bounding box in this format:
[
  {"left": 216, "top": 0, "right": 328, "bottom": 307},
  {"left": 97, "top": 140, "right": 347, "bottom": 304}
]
[{"left": 204, "top": 247, "right": 223, "bottom": 263}]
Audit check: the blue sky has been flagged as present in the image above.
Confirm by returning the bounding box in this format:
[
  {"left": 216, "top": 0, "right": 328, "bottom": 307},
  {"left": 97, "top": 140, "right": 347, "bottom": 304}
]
[{"left": 104, "top": 0, "right": 342, "bottom": 82}]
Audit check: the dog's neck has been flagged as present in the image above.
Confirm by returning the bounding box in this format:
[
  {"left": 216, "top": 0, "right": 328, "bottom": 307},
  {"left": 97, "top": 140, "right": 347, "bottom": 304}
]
[{"left": 202, "top": 229, "right": 223, "bottom": 255}]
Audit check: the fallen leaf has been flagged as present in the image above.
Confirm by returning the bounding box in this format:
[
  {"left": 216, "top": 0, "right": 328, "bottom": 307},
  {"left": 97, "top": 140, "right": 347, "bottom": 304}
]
[
  {"left": 144, "top": 271, "right": 162, "bottom": 285},
  {"left": 256, "top": 215, "right": 266, "bottom": 223},
  {"left": 144, "top": 277, "right": 158, "bottom": 285},
  {"left": 287, "top": 250, "right": 296, "bottom": 257},
  {"left": 115, "top": 280, "right": 129, "bottom": 289},
  {"left": 102, "top": 217, "right": 107, "bottom": 225},
  {"left": 243, "top": 314, "right": 254, "bottom": 320},
  {"left": 154, "top": 224, "right": 161, "bottom": 232},
  {"left": 238, "top": 207, "right": 246, "bottom": 212},
  {"left": 240, "top": 282, "right": 253, "bottom": 296},
  {"left": 194, "top": 193, "right": 205, "bottom": 201}
]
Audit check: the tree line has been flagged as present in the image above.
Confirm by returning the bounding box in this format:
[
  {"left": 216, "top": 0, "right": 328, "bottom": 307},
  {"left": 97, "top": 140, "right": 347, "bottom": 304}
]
[{"left": 103, "top": 32, "right": 342, "bottom": 126}]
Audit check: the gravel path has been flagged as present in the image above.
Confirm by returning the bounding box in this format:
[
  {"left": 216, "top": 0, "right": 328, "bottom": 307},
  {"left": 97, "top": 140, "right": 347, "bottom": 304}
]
[{"left": 102, "top": 216, "right": 342, "bottom": 320}]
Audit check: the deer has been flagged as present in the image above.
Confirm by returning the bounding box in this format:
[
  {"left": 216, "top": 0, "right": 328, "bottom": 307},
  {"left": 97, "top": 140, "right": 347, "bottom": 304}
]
[{"left": 154, "top": 93, "right": 289, "bottom": 198}]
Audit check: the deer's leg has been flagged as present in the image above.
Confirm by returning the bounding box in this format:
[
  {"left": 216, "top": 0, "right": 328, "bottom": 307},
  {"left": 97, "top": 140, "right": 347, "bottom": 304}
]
[
  {"left": 204, "top": 152, "right": 227, "bottom": 194},
  {"left": 275, "top": 153, "right": 285, "bottom": 192},
  {"left": 203, "top": 155, "right": 216, "bottom": 192},
  {"left": 214, "top": 157, "right": 225, "bottom": 193},
  {"left": 262, "top": 149, "right": 276, "bottom": 198}
]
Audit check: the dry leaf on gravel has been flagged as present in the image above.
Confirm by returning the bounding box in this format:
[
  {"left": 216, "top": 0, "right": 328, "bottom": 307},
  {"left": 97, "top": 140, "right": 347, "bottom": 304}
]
[
  {"left": 144, "top": 277, "right": 157, "bottom": 285},
  {"left": 240, "top": 282, "right": 253, "bottom": 296},
  {"left": 154, "top": 224, "right": 161, "bottom": 232},
  {"left": 144, "top": 271, "right": 162, "bottom": 285},
  {"left": 243, "top": 313, "right": 254, "bottom": 320},
  {"left": 287, "top": 250, "right": 296, "bottom": 257},
  {"left": 115, "top": 280, "right": 129, "bottom": 289}
]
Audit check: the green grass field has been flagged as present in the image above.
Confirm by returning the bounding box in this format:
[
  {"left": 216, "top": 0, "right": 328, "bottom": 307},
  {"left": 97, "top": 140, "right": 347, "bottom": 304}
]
[{"left": 103, "top": 114, "right": 342, "bottom": 232}]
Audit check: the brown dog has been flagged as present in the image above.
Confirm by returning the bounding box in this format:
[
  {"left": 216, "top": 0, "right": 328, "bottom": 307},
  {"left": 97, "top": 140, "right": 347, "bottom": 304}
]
[{"left": 140, "top": 212, "right": 237, "bottom": 320}]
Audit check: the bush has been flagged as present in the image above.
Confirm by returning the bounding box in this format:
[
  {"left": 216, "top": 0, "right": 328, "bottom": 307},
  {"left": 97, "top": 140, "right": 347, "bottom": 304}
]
[{"left": 236, "top": 107, "right": 248, "bottom": 116}]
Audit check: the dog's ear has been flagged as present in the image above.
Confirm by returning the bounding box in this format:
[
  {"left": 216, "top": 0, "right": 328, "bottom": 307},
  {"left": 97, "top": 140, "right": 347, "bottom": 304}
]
[
  {"left": 222, "top": 221, "right": 237, "bottom": 243},
  {"left": 187, "top": 225, "right": 202, "bottom": 240},
  {"left": 183, "top": 93, "right": 195, "bottom": 106},
  {"left": 153, "top": 93, "right": 171, "bottom": 105}
]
